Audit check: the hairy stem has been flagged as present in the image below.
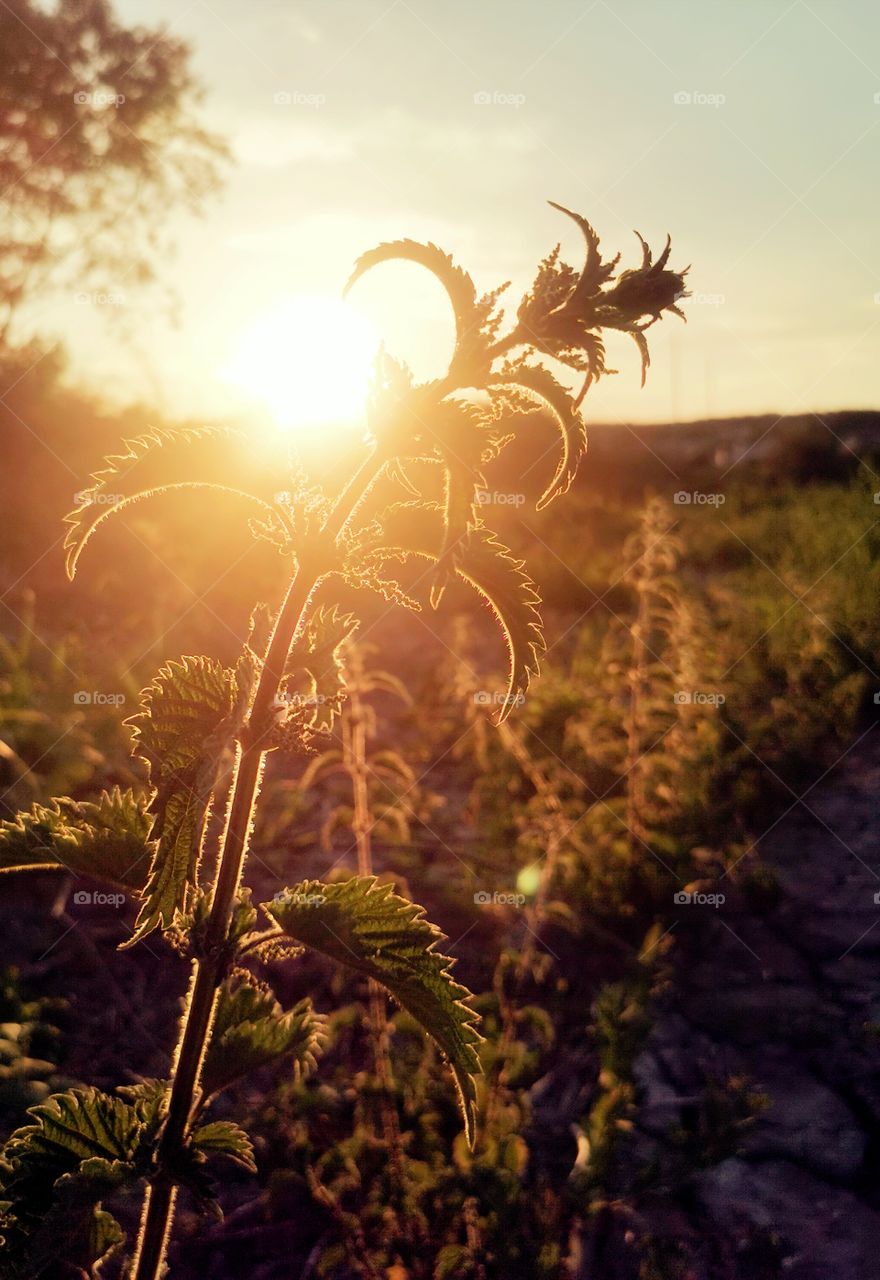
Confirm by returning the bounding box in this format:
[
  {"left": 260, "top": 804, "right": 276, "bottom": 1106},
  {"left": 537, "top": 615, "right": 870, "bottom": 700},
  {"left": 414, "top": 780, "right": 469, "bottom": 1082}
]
[{"left": 130, "top": 447, "right": 381, "bottom": 1280}]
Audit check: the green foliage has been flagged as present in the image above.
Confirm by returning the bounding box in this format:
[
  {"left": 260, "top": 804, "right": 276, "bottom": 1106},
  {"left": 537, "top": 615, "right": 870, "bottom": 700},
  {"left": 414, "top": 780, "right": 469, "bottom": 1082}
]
[
  {"left": 0, "top": 968, "right": 70, "bottom": 1124},
  {"left": 190, "top": 1120, "right": 256, "bottom": 1173},
  {"left": 0, "top": 787, "right": 153, "bottom": 889},
  {"left": 124, "top": 655, "right": 245, "bottom": 943},
  {"left": 201, "top": 978, "right": 325, "bottom": 1097},
  {"left": 267, "top": 877, "right": 482, "bottom": 1146},
  {"left": 0, "top": 1087, "right": 148, "bottom": 1277}
]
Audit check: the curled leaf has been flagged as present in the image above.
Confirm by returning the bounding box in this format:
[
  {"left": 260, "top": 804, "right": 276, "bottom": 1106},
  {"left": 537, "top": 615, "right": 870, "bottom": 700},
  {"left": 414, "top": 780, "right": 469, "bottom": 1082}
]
[
  {"left": 63, "top": 425, "right": 277, "bottom": 580},
  {"left": 358, "top": 502, "right": 544, "bottom": 721}
]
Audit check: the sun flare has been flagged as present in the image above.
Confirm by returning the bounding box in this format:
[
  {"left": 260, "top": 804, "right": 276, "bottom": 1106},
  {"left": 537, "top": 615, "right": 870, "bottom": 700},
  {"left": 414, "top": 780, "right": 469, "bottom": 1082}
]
[{"left": 225, "top": 294, "right": 379, "bottom": 434}]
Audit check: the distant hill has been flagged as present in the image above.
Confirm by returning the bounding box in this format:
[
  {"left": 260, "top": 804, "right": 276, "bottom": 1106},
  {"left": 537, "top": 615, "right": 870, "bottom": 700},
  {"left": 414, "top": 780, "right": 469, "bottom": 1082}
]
[{"left": 498, "top": 410, "right": 880, "bottom": 500}]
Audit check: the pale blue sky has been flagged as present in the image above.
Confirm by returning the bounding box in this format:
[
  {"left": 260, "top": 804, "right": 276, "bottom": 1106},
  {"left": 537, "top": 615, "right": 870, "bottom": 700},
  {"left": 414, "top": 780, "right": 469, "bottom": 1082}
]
[{"left": 58, "top": 0, "right": 880, "bottom": 424}]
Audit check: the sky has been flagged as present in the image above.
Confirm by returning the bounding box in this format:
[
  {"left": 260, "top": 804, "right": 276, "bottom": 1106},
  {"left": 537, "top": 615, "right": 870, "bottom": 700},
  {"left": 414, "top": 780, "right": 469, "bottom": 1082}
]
[{"left": 45, "top": 0, "right": 880, "bottom": 426}]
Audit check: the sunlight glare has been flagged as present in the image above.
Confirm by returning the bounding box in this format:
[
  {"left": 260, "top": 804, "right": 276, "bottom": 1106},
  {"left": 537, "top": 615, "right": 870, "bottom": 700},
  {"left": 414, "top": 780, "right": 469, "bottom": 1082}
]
[{"left": 225, "top": 294, "right": 379, "bottom": 434}]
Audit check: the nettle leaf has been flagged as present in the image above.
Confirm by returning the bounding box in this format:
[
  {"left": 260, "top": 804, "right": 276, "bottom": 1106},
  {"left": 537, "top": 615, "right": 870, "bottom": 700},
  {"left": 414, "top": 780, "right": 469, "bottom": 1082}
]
[
  {"left": 63, "top": 425, "right": 278, "bottom": 579},
  {"left": 0, "top": 1087, "right": 147, "bottom": 1277},
  {"left": 0, "top": 787, "right": 153, "bottom": 891},
  {"left": 3, "top": 1087, "right": 144, "bottom": 1167},
  {"left": 487, "top": 363, "right": 586, "bottom": 509},
  {"left": 345, "top": 239, "right": 492, "bottom": 381},
  {"left": 124, "top": 655, "right": 240, "bottom": 944},
  {"left": 201, "top": 977, "right": 325, "bottom": 1097},
  {"left": 266, "top": 877, "right": 482, "bottom": 1146},
  {"left": 190, "top": 1121, "right": 256, "bottom": 1173},
  {"left": 358, "top": 502, "right": 544, "bottom": 721},
  {"left": 284, "top": 604, "right": 358, "bottom": 734}
]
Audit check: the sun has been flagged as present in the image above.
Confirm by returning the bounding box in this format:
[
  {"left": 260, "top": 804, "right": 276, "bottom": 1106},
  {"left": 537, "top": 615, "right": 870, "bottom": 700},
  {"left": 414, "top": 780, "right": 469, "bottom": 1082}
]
[{"left": 225, "top": 294, "right": 379, "bottom": 434}]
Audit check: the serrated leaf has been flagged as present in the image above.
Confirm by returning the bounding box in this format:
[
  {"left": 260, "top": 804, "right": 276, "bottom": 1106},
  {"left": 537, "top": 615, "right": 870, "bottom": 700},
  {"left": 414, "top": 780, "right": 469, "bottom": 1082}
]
[
  {"left": 4, "top": 1087, "right": 143, "bottom": 1167},
  {"left": 0, "top": 1088, "right": 145, "bottom": 1277},
  {"left": 191, "top": 1121, "right": 257, "bottom": 1173},
  {"left": 266, "top": 877, "right": 482, "bottom": 1146},
  {"left": 63, "top": 425, "right": 278, "bottom": 580},
  {"left": 359, "top": 502, "right": 544, "bottom": 721},
  {"left": 285, "top": 605, "right": 358, "bottom": 734},
  {"left": 124, "top": 656, "right": 238, "bottom": 944},
  {"left": 488, "top": 363, "right": 586, "bottom": 509},
  {"left": 0, "top": 788, "right": 153, "bottom": 891},
  {"left": 201, "top": 979, "right": 325, "bottom": 1097}
]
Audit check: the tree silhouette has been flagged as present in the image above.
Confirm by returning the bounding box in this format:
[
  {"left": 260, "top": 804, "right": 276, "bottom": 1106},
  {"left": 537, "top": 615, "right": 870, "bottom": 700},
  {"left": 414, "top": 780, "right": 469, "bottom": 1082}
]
[{"left": 0, "top": 0, "right": 227, "bottom": 343}]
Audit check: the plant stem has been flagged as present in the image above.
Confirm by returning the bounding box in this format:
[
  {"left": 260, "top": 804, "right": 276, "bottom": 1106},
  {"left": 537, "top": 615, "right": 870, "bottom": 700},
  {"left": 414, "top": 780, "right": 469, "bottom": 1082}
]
[{"left": 130, "top": 447, "right": 381, "bottom": 1280}]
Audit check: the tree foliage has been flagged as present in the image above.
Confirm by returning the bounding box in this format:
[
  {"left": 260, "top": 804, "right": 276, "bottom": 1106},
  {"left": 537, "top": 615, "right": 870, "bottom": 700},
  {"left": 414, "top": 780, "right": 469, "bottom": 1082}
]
[{"left": 0, "top": 0, "right": 227, "bottom": 341}]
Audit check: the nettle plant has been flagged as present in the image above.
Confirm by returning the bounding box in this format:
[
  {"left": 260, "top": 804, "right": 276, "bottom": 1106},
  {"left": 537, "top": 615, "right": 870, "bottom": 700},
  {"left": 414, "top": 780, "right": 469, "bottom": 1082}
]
[{"left": 0, "top": 204, "right": 686, "bottom": 1279}]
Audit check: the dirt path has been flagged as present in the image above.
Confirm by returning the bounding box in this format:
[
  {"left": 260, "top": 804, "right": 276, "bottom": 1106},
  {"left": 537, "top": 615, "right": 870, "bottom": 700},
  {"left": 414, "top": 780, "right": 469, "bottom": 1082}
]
[{"left": 634, "top": 725, "right": 880, "bottom": 1278}]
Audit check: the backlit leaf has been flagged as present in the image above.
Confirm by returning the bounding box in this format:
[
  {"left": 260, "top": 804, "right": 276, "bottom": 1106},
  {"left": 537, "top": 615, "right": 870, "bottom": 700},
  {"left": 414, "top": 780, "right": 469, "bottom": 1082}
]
[
  {"left": 201, "top": 978, "right": 325, "bottom": 1097},
  {"left": 63, "top": 425, "right": 277, "bottom": 579},
  {"left": 124, "top": 655, "right": 238, "bottom": 944},
  {"left": 0, "top": 787, "right": 153, "bottom": 891},
  {"left": 266, "top": 876, "right": 482, "bottom": 1146}
]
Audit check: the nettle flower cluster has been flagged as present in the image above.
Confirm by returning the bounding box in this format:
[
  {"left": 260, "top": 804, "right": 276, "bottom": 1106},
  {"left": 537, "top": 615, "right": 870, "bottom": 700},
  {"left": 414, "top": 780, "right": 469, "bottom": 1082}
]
[{"left": 0, "top": 204, "right": 686, "bottom": 1280}]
